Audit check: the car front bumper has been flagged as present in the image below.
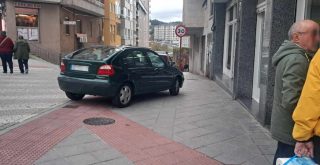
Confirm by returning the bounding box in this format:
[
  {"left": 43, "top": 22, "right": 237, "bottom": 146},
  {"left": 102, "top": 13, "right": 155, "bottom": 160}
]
[{"left": 58, "top": 75, "right": 118, "bottom": 97}]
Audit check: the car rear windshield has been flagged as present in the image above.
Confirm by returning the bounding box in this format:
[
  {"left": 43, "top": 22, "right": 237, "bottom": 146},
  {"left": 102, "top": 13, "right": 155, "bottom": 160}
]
[{"left": 71, "top": 47, "right": 119, "bottom": 61}]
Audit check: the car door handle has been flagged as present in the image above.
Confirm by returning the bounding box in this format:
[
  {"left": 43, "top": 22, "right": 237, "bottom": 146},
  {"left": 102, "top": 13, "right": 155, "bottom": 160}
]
[{"left": 154, "top": 68, "right": 162, "bottom": 71}]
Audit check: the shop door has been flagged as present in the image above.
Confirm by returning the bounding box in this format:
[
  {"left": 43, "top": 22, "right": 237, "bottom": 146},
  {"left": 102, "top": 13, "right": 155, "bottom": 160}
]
[
  {"left": 252, "top": 4, "right": 266, "bottom": 103},
  {"left": 223, "top": 2, "right": 237, "bottom": 78}
]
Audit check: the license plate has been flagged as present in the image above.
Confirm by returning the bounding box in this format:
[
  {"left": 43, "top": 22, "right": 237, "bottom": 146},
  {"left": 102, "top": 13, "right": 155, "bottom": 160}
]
[{"left": 71, "top": 65, "right": 89, "bottom": 72}]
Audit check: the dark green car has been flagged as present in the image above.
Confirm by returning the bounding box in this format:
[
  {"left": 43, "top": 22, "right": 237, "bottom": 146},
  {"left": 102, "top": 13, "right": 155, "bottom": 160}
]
[{"left": 58, "top": 46, "right": 184, "bottom": 108}]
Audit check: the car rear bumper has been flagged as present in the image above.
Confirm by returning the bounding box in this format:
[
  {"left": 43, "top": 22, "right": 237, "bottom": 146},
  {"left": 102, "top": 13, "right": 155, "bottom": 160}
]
[{"left": 58, "top": 75, "right": 118, "bottom": 97}]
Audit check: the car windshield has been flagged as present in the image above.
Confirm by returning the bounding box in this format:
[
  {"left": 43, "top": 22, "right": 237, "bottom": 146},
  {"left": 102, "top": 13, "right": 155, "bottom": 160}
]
[{"left": 71, "top": 47, "right": 120, "bottom": 61}]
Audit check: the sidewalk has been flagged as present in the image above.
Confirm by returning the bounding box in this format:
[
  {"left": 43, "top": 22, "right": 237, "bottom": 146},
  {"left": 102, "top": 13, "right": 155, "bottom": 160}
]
[
  {"left": 0, "top": 57, "right": 69, "bottom": 132},
  {"left": 0, "top": 70, "right": 276, "bottom": 165}
]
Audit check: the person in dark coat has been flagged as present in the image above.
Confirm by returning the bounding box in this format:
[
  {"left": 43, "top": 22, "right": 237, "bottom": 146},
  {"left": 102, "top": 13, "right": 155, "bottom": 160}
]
[
  {"left": 13, "top": 36, "right": 30, "bottom": 74},
  {"left": 271, "top": 20, "right": 320, "bottom": 164},
  {"left": 0, "top": 31, "right": 14, "bottom": 74}
]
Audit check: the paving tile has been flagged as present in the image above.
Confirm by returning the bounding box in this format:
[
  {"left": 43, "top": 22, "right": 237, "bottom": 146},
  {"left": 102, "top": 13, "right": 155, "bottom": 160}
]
[
  {"left": 35, "top": 150, "right": 61, "bottom": 163},
  {"left": 242, "top": 155, "right": 270, "bottom": 165},
  {"left": 265, "top": 155, "right": 275, "bottom": 164},
  {"left": 214, "top": 146, "right": 259, "bottom": 165},
  {"left": 174, "top": 128, "right": 213, "bottom": 139},
  {"left": 90, "top": 149, "right": 122, "bottom": 162},
  {"left": 65, "top": 153, "right": 99, "bottom": 165},
  {"left": 35, "top": 158, "right": 69, "bottom": 165},
  {"left": 94, "top": 158, "right": 133, "bottom": 165},
  {"left": 258, "top": 145, "right": 277, "bottom": 155},
  {"left": 56, "top": 134, "right": 100, "bottom": 147}
]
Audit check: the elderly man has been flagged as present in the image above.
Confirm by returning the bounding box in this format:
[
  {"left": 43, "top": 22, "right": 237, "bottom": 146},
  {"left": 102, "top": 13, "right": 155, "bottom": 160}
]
[{"left": 271, "top": 20, "right": 320, "bottom": 164}]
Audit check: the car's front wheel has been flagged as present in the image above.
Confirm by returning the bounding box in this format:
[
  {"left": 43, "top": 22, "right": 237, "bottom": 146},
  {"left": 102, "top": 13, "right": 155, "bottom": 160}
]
[
  {"left": 65, "top": 92, "right": 85, "bottom": 101},
  {"left": 169, "top": 79, "right": 180, "bottom": 96},
  {"left": 113, "top": 84, "right": 133, "bottom": 108}
]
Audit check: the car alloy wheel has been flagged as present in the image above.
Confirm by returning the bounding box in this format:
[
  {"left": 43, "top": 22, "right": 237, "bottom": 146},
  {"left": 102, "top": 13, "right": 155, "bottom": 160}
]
[{"left": 119, "top": 85, "right": 132, "bottom": 105}]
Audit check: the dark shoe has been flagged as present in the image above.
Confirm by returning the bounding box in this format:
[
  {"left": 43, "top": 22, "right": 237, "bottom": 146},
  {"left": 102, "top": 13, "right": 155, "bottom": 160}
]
[
  {"left": 25, "top": 69, "right": 28, "bottom": 74},
  {"left": 10, "top": 71, "right": 13, "bottom": 74},
  {"left": 3, "top": 71, "right": 7, "bottom": 74}
]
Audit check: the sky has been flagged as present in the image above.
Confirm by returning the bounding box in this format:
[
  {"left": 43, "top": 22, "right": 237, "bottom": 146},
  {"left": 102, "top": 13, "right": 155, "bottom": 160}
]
[{"left": 150, "top": 0, "right": 183, "bottom": 23}]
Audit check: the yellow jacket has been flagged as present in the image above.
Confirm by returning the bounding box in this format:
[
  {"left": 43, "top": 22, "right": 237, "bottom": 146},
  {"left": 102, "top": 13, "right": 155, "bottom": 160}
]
[{"left": 293, "top": 49, "right": 320, "bottom": 141}]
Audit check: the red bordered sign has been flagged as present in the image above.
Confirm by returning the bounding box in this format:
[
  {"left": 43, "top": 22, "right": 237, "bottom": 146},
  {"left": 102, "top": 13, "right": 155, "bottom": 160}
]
[{"left": 175, "top": 25, "right": 188, "bottom": 38}]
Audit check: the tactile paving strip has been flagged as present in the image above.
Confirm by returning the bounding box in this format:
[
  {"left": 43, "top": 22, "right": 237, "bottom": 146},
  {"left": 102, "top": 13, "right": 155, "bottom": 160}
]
[{"left": 0, "top": 103, "right": 222, "bottom": 165}]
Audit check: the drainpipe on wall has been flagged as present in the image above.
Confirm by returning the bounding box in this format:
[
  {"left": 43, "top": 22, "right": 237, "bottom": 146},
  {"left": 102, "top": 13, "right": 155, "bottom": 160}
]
[{"left": 211, "top": 9, "right": 216, "bottom": 81}]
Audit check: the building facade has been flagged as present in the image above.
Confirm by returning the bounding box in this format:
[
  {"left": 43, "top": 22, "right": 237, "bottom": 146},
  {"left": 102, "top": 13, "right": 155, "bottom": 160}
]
[
  {"left": 120, "top": 0, "right": 136, "bottom": 46},
  {"left": 135, "top": 0, "right": 150, "bottom": 47},
  {"left": 104, "top": 0, "right": 121, "bottom": 47},
  {"left": 119, "top": 0, "right": 149, "bottom": 47},
  {"left": 154, "top": 24, "right": 178, "bottom": 43},
  {"left": 154, "top": 24, "right": 190, "bottom": 48},
  {"left": 2, "top": 0, "right": 104, "bottom": 64},
  {"left": 183, "top": 0, "right": 214, "bottom": 77},
  {"left": 184, "top": 0, "right": 320, "bottom": 125}
]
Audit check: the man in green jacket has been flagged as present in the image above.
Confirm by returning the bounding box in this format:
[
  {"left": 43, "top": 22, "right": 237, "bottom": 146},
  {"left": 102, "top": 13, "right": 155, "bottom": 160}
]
[
  {"left": 14, "top": 36, "right": 30, "bottom": 74},
  {"left": 271, "top": 20, "right": 320, "bottom": 164}
]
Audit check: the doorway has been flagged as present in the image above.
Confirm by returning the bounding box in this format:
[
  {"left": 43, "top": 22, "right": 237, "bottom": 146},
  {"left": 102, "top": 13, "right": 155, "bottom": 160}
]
[
  {"left": 200, "top": 36, "right": 206, "bottom": 73},
  {"left": 223, "top": 1, "right": 237, "bottom": 78},
  {"left": 252, "top": 3, "right": 266, "bottom": 103}
]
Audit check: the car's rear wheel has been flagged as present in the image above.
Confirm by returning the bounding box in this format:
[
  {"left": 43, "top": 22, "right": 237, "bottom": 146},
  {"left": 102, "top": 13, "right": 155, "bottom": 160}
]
[
  {"left": 65, "top": 92, "right": 85, "bottom": 101},
  {"left": 113, "top": 84, "right": 132, "bottom": 108},
  {"left": 169, "top": 79, "right": 180, "bottom": 96}
]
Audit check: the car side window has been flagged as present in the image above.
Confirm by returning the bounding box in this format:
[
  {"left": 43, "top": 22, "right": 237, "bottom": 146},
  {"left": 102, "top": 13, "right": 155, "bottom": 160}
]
[
  {"left": 123, "top": 50, "right": 150, "bottom": 68},
  {"left": 146, "top": 51, "right": 166, "bottom": 68}
]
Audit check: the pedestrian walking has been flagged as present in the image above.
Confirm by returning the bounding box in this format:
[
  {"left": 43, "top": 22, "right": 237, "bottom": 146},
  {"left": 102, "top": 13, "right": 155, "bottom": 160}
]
[
  {"left": 270, "top": 20, "right": 320, "bottom": 165},
  {"left": 13, "top": 36, "right": 30, "bottom": 74},
  {"left": 0, "top": 31, "right": 14, "bottom": 74}
]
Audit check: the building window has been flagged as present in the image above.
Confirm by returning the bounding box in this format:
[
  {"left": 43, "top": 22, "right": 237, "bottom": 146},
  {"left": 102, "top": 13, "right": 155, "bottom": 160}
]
[
  {"left": 65, "top": 17, "right": 70, "bottom": 35},
  {"left": 76, "top": 20, "right": 82, "bottom": 33},
  {"left": 15, "top": 7, "right": 39, "bottom": 41}
]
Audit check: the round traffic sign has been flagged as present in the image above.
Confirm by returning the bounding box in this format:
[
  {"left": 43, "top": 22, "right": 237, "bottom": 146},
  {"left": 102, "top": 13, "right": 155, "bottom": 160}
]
[{"left": 175, "top": 25, "right": 187, "bottom": 38}]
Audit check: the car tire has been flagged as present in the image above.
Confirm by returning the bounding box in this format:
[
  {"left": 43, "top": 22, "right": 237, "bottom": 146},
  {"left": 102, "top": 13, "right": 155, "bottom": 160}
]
[
  {"left": 169, "top": 79, "right": 180, "bottom": 96},
  {"left": 112, "top": 84, "right": 133, "bottom": 108},
  {"left": 65, "top": 92, "right": 85, "bottom": 101}
]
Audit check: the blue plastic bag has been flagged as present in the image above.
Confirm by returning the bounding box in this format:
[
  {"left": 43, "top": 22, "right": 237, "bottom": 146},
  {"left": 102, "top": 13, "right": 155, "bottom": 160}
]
[{"left": 283, "top": 156, "right": 317, "bottom": 165}]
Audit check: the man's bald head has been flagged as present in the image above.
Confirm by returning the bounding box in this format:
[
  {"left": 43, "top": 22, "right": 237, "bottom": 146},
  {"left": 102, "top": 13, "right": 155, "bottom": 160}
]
[
  {"left": 288, "top": 20, "right": 320, "bottom": 52},
  {"left": 288, "top": 20, "right": 318, "bottom": 40}
]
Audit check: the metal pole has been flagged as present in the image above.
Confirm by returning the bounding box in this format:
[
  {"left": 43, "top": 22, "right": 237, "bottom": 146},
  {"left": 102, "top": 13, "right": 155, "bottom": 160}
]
[{"left": 179, "top": 37, "right": 182, "bottom": 70}]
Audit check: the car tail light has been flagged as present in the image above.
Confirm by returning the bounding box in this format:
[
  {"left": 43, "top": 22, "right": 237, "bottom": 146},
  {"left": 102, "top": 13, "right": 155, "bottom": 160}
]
[
  {"left": 97, "top": 64, "right": 115, "bottom": 76},
  {"left": 60, "top": 62, "right": 65, "bottom": 73}
]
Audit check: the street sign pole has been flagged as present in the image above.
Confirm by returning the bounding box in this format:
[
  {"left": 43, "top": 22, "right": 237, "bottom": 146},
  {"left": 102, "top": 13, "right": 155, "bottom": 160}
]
[
  {"left": 179, "top": 36, "right": 182, "bottom": 62},
  {"left": 175, "top": 25, "right": 188, "bottom": 70}
]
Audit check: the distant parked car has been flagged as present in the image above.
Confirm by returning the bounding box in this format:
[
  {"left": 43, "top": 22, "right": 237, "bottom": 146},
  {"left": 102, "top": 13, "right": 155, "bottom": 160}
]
[
  {"left": 155, "top": 51, "right": 176, "bottom": 67},
  {"left": 58, "top": 46, "right": 184, "bottom": 108}
]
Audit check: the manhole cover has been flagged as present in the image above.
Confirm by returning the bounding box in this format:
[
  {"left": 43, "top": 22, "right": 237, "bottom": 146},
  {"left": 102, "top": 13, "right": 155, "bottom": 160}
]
[{"left": 83, "top": 117, "right": 115, "bottom": 126}]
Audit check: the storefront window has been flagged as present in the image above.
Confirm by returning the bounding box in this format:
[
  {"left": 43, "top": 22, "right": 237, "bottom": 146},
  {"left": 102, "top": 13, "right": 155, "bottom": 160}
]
[
  {"left": 296, "top": 0, "right": 320, "bottom": 23},
  {"left": 310, "top": 0, "right": 320, "bottom": 23},
  {"left": 15, "top": 7, "right": 39, "bottom": 41}
]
